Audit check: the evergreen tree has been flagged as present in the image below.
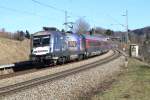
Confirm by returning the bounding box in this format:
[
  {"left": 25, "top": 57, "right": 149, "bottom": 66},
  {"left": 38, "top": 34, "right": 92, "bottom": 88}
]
[
  {"left": 105, "top": 29, "right": 113, "bottom": 36},
  {"left": 25, "top": 30, "right": 30, "bottom": 39}
]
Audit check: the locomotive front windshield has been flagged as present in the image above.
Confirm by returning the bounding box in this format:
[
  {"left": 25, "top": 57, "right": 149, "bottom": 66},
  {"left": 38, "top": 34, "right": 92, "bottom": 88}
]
[{"left": 33, "top": 35, "right": 50, "bottom": 47}]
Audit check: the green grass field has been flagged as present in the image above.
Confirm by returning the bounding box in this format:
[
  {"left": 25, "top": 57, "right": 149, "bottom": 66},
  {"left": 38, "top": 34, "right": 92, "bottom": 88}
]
[{"left": 91, "top": 59, "right": 150, "bottom": 100}]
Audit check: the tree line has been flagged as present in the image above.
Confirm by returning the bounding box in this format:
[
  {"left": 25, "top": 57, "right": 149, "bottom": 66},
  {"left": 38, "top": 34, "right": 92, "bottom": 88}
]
[{"left": 0, "top": 29, "right": 30, "bottom": 41}]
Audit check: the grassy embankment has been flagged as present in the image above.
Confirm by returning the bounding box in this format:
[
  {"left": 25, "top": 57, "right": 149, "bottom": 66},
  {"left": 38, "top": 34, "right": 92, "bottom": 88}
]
[
  {"left": 0, "top": 37, "right": 30, "bottom": 65},
  {"left": 92, "top": 58, "right": 150, "bottom": 100}
]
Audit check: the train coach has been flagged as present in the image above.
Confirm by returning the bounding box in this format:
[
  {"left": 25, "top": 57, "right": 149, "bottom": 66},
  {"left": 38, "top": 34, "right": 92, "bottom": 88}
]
[{"left": 30, "top": 27, "right": 111, "bottom": 65}]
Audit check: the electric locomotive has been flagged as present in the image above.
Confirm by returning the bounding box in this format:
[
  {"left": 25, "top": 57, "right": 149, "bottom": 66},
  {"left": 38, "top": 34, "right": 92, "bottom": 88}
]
[
  {"left": 30, "top": 27, "right": 110, "bottom": 65},
  {"left": 30, "top": 27, "right": 85, "bottom": 64}
]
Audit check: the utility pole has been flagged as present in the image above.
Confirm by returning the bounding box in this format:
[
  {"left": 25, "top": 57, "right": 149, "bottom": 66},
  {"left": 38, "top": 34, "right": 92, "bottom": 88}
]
[
  {"left": 126, "top": 10, "right": 129, "bottom": 43},
  {"left": 123, "top": 10, "right": 129, "bottom": 43},
  {"left": 65, "top": 10, "right": 68, "bottom": 31},
  {"left": 64, "top": 11, "right": 74, "bottom": 31},
  {"left": 94, "top": 24, "right": 96, "bottom": 34}
]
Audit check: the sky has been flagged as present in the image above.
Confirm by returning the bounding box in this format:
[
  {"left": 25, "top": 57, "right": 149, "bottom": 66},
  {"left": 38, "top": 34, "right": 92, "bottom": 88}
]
[{"left": 0, "top": 0, "right": 150, "bottom": 33}]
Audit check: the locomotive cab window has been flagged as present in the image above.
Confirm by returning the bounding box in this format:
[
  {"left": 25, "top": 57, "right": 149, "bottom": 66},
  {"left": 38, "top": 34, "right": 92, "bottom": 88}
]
[
  {"left": 42, "top": 36, "right": 50, "bottom": 46},
  {"left": 33, "top": 35, "right": 50, "bottom": 47},
  {"left": 33, "top": 37, "right": 40, "bottom": 47}
]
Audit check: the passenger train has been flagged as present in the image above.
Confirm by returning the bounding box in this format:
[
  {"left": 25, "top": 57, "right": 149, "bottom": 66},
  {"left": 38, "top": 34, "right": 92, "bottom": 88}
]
[{"left": 30, "top": 27, "right": 111, "bottom": 64}]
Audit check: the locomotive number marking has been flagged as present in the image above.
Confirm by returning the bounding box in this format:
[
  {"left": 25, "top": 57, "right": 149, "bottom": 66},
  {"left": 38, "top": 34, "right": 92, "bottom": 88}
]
[{"left": 68, "top": 41, "right": 77, "bottom": 47}]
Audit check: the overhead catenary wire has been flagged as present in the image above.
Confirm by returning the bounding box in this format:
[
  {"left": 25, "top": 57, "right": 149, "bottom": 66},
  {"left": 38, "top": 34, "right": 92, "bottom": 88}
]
[
  {"left": 32, "top": 0, "right": 118, "bottom": 29},
  {"left": 31, "top": 0, "right": 78, "bottom": 30},
  {"left": 0, "top": 5, "right": 37, "bottom": 16},
  {"left": 31, "top": 0, "right": 81, "bottom": 18},
  {"left": 0, "top": 5, "right": 56, "bottom": 20},
  {"left": 32, "top": 0, "right": 65, "bottom": 13},
  {"left": 32, "top": 0, "right": 81, "bottom": 19},
  {"left": 107, "top": 14, "right": 126, "bottom": 27},
  {"left": 0, "top": 0, "right": 125, "bottom": 31}
]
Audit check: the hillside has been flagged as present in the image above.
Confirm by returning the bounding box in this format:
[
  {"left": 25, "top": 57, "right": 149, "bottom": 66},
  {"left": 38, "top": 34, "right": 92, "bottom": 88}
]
[
  {"left": 132, "top": 26, "right": 150, "bottom": 36},
  {"left": 91, "top": 59, "right": 150, "bottom": 100},
  {"left": 0, "top": 37, "right": 30, "bottom": 65}
]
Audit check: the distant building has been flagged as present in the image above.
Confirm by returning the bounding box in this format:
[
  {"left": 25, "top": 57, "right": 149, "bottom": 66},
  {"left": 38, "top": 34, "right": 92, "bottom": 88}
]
[
  {"left": 130, "top": 44, "right": 139, "bottom": 57},
  {"left": 110, "top": 36, "right": 121, "bottom": 41}
]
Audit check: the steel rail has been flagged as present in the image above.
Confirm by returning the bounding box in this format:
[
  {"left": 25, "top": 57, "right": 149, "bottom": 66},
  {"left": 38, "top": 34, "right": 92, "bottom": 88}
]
[
  {"left": 0, "top": 52, "right": 110, "bottom": 79},
  {"left": 0, "top": 50, "right": 120, "bottom": 96},
  {"left": 0, "top": 51, "right": 112, "bottom": 79}
]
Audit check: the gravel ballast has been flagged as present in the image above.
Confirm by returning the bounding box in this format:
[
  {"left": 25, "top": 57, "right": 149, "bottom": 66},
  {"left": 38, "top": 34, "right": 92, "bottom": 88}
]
[
  {"left": 0, "top": 53, "right": 126, "bottom": 100},
  {"left": 0, "top": 50, "right": 113, "bottom": 88}
]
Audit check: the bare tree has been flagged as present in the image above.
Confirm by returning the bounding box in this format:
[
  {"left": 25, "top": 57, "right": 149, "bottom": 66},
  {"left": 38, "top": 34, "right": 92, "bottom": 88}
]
[
  {"left": 74, "top": 18, "right": 90, "bottom": 34},
  {"left": 14, "top": 30, "right": 25, "bottom": 41}
]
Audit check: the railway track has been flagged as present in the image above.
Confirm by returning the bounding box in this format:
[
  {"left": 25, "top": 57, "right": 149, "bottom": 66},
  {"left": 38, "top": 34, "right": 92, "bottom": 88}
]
[
  {"left": 0, "top": 50, "right": 121, "bottom": 96},
  {"left": 0, "top": 55, "right": 104, "bottom": 79},
  {"left": 0, "top": 51, "right": 110, "bottom": 79}
]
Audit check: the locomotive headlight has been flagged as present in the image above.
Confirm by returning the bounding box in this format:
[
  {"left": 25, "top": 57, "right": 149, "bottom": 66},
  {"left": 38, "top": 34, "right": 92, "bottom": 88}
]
[
  {"left": 31, "top": 56, "right": 36, "bottom": 61},
  {"left": 45, "top": 55, "right": 51, "bottom": 59}
]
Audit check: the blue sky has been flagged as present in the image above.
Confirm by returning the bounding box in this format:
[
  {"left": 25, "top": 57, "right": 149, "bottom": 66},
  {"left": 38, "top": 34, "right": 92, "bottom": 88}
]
[{"left": 0, "top": 0, "right": 150, "bottom": 33}]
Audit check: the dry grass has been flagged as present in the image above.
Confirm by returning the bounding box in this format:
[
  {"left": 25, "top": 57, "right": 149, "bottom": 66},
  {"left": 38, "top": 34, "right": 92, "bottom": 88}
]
[
  {"left": 91, "top": 59, "right": 150, "bottom": 100},
  {"left": 0, "top": 37, "right": 30, "bottom": 65}
]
